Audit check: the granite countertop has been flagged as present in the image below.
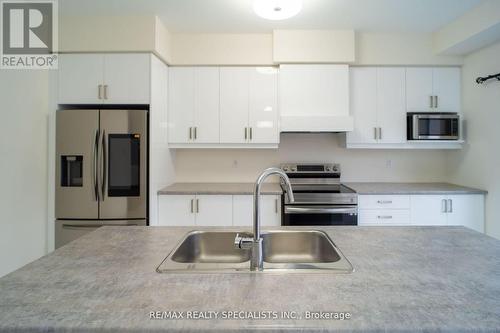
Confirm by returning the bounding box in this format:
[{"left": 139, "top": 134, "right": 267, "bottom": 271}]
[
  {"left": 345, "top": 182, "right": 487, "bottom": 195},
  {"left": 159, "top": 182, "right": 486, "bottom": 196},
  {"left": 1, "top": 226, "right": 499, "bottom": 332},
  {"left": 158, "top": 182, "right": 282, "bottom": 195}
]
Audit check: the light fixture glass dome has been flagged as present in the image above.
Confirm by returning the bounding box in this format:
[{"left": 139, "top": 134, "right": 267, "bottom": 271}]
[{"left": 253, "top": 0, "right": 302, "bottom": 21}]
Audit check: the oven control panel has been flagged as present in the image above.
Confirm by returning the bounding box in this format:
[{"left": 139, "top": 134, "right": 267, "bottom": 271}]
[{"left": 281, "top": 163, "right": 340, "bottom": 174}]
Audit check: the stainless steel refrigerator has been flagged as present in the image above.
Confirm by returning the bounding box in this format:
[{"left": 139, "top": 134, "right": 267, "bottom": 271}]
[{"left": 55, "top": 109, "right": 148, "bottom": 248}]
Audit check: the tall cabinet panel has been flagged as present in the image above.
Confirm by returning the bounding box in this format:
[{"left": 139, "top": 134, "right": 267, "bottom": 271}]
[
  {"left": 220, "top": 68, "right": 250, "bottom": 143},
  {"left": 249, "top": 67, "right": 279, "bottom": 144},
  {"left": 168, "top": 68, "right": 195, "bottom": 143},
  {"left": 377, "top": 67, "right": 406, "bottom": 144},
  {"left": 58, "top": 54, "right": 104, "bottom": 104}
]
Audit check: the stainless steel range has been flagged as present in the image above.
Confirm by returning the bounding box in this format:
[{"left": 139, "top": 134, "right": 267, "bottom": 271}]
[{"left": 280, "top": 163, "right": 358, "bottom": 226}]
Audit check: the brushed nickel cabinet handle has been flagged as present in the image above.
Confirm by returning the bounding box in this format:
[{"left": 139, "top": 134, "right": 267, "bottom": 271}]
[
  {"left": 196, "top": 199, "right": 199, "bottom": 213},
  {"left": 379, "top": 127, "right": 382, "bottom": 140},
  {"left": 448, "top": 199, "right": 452, "bottom": 213},
  {"left": 250, "top": 127, "right": 253, "bottom": 140},
  {"left": 435, "top": 96, "right": 438, "bottom": 108},
  {"left": 430, "top": 95, "right": 434, "bottom": 108},
  {"left": 244, "top": 127, "right": 248, "bottom": 140},
  {"left": 190, "top": 199, "right": 194, "bottom": 213},
  {"left": 442, "top": 199, "right": 447, "bottom": 213},
  {"left": 275, "top": 198, "right": 278, "bottom": 214},
  {"left": 194, "top": 127, "right": 197, "bottom": 140},
  {"left": 189, "top": 127, "right": 192, "bottom": 140},
  {"left": 103, "top": 85, "right": 108, "bottom": 100},
  {"left": 374, "top": 127, "right": 378, "bottom": 140},
  {"left": 98, "top": 85, "right": 102, "bottom": 99},
  {"left": 377, "top": 215, "right": 393, "bottom": 219},
  {"left": 377, "top": 200, "right": 393, "bottom": 204}
]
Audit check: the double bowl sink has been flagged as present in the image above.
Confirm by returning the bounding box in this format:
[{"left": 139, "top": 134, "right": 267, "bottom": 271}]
[{"left": 157, "top": 230, "right": 353, "bottom": 273}]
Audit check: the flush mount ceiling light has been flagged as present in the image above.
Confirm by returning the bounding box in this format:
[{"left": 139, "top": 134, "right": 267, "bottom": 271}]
[{"left": 253, "top": 0, "right": 302, "bottom": 20}]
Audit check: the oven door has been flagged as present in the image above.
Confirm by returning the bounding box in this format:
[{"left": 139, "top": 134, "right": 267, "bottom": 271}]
[
  {"left": 283, "top": 205, "right": 358, "bottom": 226},
  {"left": 411, "top": 114, "right": 459, "bottom": 140}
]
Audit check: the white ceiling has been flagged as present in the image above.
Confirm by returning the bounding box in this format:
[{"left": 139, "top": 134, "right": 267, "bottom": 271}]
[{"left": 60, "top": 0, "right": 485, "bottom": 33}]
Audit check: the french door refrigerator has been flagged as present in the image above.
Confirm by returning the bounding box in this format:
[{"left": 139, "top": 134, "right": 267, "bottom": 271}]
[{"left": 55, "top": 109, "right": 148, "bottom": 248}]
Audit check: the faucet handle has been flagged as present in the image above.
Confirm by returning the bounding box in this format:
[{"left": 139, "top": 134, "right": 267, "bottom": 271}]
[{"left": 234, "top": 233, "right": 253, "bottom": 250}]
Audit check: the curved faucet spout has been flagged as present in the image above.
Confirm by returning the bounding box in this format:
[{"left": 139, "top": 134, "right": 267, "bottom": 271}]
[{"left": 249, "top": 167, "right": 294, "bottom": 270}]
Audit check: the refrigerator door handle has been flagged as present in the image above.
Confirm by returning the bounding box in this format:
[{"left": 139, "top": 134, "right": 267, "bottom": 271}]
[
  {"left": 93, "top": 129, "right": 100, "bottom": 201},
  {"left": 100, "top": 130, "right": 107, "bottom": 201}
]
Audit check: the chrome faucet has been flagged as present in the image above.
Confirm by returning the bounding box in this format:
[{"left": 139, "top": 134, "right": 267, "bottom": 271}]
[{"left": 234, "top": 167, "right": 295, "bottom": 271}]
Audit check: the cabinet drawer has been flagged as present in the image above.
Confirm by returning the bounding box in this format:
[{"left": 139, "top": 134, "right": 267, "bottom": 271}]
[
  {"left": 358, "top": 195, "right": 410, "bottom": 209},
  {"left": 359, "top": 209, "right": 411, "bottom": 225}
]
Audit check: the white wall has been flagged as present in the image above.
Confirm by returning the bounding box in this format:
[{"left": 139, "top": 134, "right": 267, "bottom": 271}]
[
  {"left": 174, "top": 134, "right": 449, "bottom": 183},
  {"left": 0, "top": 70, "right": 50, "bottom": 277},
  {"left": 447, "top": 41, "right": 500, "bottom": 239}
]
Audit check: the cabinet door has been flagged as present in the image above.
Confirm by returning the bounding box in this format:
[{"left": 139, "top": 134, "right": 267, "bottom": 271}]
[
  {"left": 432, "top": 67, "right": 460, "bottom": 113},
  {"left": 220, "top": 67, "right": 249, "bottom": 143},
  {"left": 347, "top": 67, "right": 377, "bottom": 144},
  {"left": 410, "top": 195, "right": 448, "bottom": 226},
  {"left": 58, "top": 54, "right": 104, "bottom": 104},
  {"left": 103, "top": 54, "right": 150, "bottom": 104},
  {"left": 233, "top": 195, "right": 253, "bottom": 226},
  {"left": 158, "top": 195, "right": 195, "bottom": 226},
  {"left": 406, "top": 68, "right": 433, "bottom": 112},
  {"left": 195, "top": 195, "right": 233, "bottom": 226},
  {"left": 280, "top": 65, "right": 349, "bottom": 117},
  {"left": 233, "top": 195, "right": 281, "bottom": 227},
  {"left": 194, "top": 67, "right": 220, "bottom": 143},
  {"left": 260, "top": 195, "right": 281, "bottom": 227},
  {"left": 248, "top": 67, "right": 279, "bottom": 144},
  {"left": 447, "top": 195, "right": 484, "bottom": 232},
  {"left": 377, "top": 67, "right": 406, "bottom": 143},
  {"left": 168, "top": 67, "right": 195, "bottom": 143}
]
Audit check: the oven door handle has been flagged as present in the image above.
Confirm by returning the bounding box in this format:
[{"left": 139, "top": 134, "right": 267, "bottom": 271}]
[{"left": 284, "top": 206, "right": 358, "bottom": 214}]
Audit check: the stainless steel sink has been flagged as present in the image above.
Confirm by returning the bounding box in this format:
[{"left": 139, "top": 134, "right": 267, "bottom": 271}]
[{"left": 157, "top": 230, "right": 353, "bottom": 273}]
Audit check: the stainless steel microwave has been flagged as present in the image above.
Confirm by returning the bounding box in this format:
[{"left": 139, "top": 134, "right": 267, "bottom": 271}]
[{"left": 407, "top": 113, "right": 460, "bottom": 140}]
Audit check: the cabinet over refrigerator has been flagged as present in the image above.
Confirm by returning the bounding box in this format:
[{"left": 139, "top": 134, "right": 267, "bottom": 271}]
[{"left": 55, "top": 109, "right": 148, "bottom": 248}]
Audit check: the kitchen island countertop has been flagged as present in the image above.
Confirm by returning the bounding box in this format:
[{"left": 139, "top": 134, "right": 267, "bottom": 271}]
[{"left": 0, "top": 226, "right": 499, "bottom": 332}]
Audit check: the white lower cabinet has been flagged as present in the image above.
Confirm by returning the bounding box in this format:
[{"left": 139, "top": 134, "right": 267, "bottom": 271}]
[
  {"left": 233, "top": 195, "right": 281, "bottom": 227},
  {"left": 411, "top": 194, "right": 484, "bottom": 232},
  {"left": 158, "top": 195, "right": 196, "bottom": 226},
  {"left": 359, "top": 194, "right": 485, "bottom": 232},
  {"left": 159, "top": 194, "right": 281, "bottom": 227}
]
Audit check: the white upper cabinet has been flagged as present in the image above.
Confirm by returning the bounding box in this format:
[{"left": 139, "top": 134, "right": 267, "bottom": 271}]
[
  {"left": 377, "top": 67, "right": 406, "bottom": 144},
  {"left": 58, "top": 54, "right": 104, "bottom": 104},
  {"left": 168, "top": 67, "right": 195, "bottom": 143},
  {"left": 347, "top": 67, "right": 405, "bottom": 145},
  {"left": 58, "top": 53, "right": 150, "bottom": 105},
  {"left": 406, "top": 67, "right": 460, "bottom": 113},
  {"left": 220, "top": 67, "right": 278, "bottom": 144},
  {"left": 103, "top": 54, "right": 150, "bottom": 104},
  {"left": 279, "top": 64, "right": 351, "bottom": 132},
  {"left": 220, "top": 67, "right": 250, "bottom": 144},
  {"left": 249, "top": 68, "right": 279, "bottom": 144},
  {"left": 168, "top": 67, "right": 220, "bottom": 144},
  {"left": 347, "top": 67, "right": 377, "bottom": 144},
  {"left": 195, "top": 68, "right": 220, "bottom": 143},
  {"left": 432, "top": 68, "right": 461, "bottom": 113}
]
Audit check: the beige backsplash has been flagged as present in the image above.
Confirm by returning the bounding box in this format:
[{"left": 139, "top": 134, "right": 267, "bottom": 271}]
[{"left": 174, "top": 133, "right": 450, "bottom": 183}]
